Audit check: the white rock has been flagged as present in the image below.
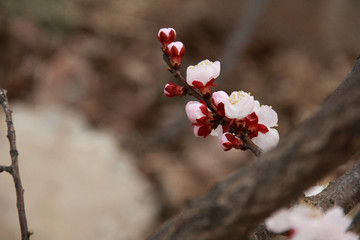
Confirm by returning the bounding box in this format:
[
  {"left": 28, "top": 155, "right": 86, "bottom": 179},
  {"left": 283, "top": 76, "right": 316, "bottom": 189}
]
[{"left": 0, "top": 104, "right": 158, "bottom": 240}]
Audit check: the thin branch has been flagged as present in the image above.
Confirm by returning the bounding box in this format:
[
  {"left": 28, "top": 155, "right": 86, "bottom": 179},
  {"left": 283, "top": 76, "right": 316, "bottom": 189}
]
[
  {"left": 0, "top": 165, "right": 12, "bottom": 173},
  {"left": 0, "top": 89, "right": 31, "bottom": 240},
  {"left": 242, "top": 134, "right": 263, "bottom": 157},
  {"left": 148, "top": 57, "right": 360, "bottom": 240}
]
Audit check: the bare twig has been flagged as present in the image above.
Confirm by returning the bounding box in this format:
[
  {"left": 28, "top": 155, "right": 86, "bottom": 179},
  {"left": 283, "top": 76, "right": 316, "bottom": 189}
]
[
  {"left": 242, "top": 134, "right": 263, "bottom": 157},
  {"left": 0, "top": 89, "right": 30, "bottom": 240},
  {"left": 148, "top": 57, "right": 360, "bottom": 240}
]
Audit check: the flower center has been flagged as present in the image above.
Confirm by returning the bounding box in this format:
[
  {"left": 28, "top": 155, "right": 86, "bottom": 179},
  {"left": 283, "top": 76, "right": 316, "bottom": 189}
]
[
  {"left": 188, "top": 60, "right": 213, "bottom": 70},
  {"left": 229, "top": 91, "right": 248, "bottom": 105}
]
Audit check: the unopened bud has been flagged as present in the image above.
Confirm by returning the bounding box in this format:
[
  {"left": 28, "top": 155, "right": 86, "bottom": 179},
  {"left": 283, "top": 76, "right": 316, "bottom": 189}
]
[
  {"left": 220, "top": 132, "right": 245, "bottom": 151},
  {"left": 158, "top": 28, "right": 176, "bottom": 49},
  {"left": 166, "top": 41, "right": 185, "bottom": 69},
  {"left": 193, "top": 124, "right": 212, "bottom": 138},
  {"left": 164, "top": 82, "right": 185, "bottom": 97}
]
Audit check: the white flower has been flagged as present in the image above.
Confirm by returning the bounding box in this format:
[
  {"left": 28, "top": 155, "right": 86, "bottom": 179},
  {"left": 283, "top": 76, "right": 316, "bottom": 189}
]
[
  {"left": 224, "top": 91, "right": 255, "bottom": 119},
  {"left": 251, "top": 128, "right": 279, "bottom": 152},
  {"left": 254, "top": 101, "right": 278, "bottom": 127},
  {"left": 266, "top": 205, "right": 358, "bottom": 240},
  {"left": 251, "top": 101, "right": 279, "bottom": 152},
  {"left": 186, "top": 60, "right": 220, "bottom": 87}
]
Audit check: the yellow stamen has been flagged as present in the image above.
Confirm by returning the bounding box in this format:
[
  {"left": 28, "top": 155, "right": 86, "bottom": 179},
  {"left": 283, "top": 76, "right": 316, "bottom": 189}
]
[{"left": 229, "top": 91, "right": 247, "bottom": 105}]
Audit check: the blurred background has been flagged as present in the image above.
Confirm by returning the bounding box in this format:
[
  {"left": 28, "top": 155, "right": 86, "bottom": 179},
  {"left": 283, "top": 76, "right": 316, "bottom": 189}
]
[{"left": 0, "top": 0, "right": 359, "bottom": 239}]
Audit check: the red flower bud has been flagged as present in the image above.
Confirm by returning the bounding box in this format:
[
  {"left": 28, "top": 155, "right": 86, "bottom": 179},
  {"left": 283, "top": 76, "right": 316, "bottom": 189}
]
[
  {"left": 221, "top": 132, "right": 245, "bottom": 151},
  {"left": 158, "top": 28, "right": 176, "bottom": 49},
  {"left": 165, "top": 41, "right": 185, "bottom": 69},
  {"left": 164, "top": 82, "right": 185, "bottom": 97},
  {"left": 193, "top": 124, "right": 212, "bottom": 138}
]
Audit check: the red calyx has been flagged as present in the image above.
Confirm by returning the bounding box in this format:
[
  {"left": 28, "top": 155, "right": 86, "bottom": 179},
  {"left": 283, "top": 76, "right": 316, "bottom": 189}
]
[
  {"left": 285, "top": 229, "right": 295, "bottom": 237},
  {"left": 195, "top": 124, "right": 212, "bottom": 138},
  {"left": 245, "top": 112, "right": 269, "bottom": 138},
  {"left": 192, "top": 78, "right": 217, "bottom": 98},
  {"left": 224, "top": 133, "right": 246, "bottom": 151}
]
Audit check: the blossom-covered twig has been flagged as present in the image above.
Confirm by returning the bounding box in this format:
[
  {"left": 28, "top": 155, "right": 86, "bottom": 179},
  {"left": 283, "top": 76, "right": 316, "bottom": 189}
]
[
  {"left": 148, "top": 56, "right": 360, "bottom": 240},
  {"left": 0, "top": 89, "right": 31, "bottom": 240},
  {"left": 158, "top": 28, "right": 279, "bottom": 156}
]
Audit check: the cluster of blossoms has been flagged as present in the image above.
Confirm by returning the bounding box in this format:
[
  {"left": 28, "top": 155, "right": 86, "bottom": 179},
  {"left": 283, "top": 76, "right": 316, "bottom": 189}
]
[
  {"left": 266, "top": 205, "right": 358, "bottom": 240},
  {"left": 158, "top": 28, "right": 279, "bottom": 154}
]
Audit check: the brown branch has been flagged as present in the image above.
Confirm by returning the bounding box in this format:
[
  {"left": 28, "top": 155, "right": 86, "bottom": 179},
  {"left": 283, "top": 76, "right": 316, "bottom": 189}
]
[
  {"left": 242, "top": 134, "right": 263, "bottom": 157},
  {"left": 349, "top": 209, "right": 360, "bottom": 235},
  {"left": 0, "top": 165, "right": 12, "bottom": 173},
  {"left": 0, "top": 89, "right": 31, "bottom": 240},
  {"left": 148, "top": 57, "right": 360, "bottom": 240},
  {"left": 304, "top": 158, "right": 360, "bottom": 214}
]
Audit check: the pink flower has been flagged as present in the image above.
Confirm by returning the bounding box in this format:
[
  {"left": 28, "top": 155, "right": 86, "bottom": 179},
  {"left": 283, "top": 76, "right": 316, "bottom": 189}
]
[
  {"left": 165, "top": 41, "right": 185, "bottom": 69},
  {"left": 158, "top": 28, "right": 176, "bottom": 48},
  {"left": 164, "top": 82, "right": 185, "bottom": 97},
  {"left": 212, "top": 90, "right": 229, "bottom": 106},
  {"left": 212, "top": 91, "right": 228, "bottom": 117},
  {"left": 185, "top": 101, "right": 214, "bottom": 138},
  {"left": 185, "top": 101, "right": 208, "bottom": 123},
  {"left": 186, "top": 60, "right": 220, "bottom": 97},
  {"left": 266, "top": 206, "right": 358, "bottom": 240},
  {"left": 250, "top": 101, "right": 279, "bottom": 152}
]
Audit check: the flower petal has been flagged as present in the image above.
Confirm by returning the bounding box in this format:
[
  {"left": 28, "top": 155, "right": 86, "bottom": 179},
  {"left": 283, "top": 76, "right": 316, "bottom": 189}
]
[
  {"left": 224, "top": 91, "right": 255, "bottom": 119},
  {"left": 265, "top": 208, "right": 293, "bottom": 233},
  {"left": 186, "top": 60, "right": 220, "bottom": 86},
  {"left": 210, "top": 125, "right": 223, "bottom": 137},
  {"left": 255, "top": 105, "right": 278, "bottom": 127},
  {"left": 251, "top": 128, "right": 279, "bottom": 152},
  {"left": 212, "top": 91, "right": 229, "bottom": 106},
  {"left": 185, "top": 101, "right": 205, "bottom": 123}
]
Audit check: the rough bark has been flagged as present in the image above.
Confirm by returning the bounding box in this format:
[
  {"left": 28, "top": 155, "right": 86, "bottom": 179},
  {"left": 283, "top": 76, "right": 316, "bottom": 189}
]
[{"left": 304, "top": 158, "right": 360, "bottom": 213}]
